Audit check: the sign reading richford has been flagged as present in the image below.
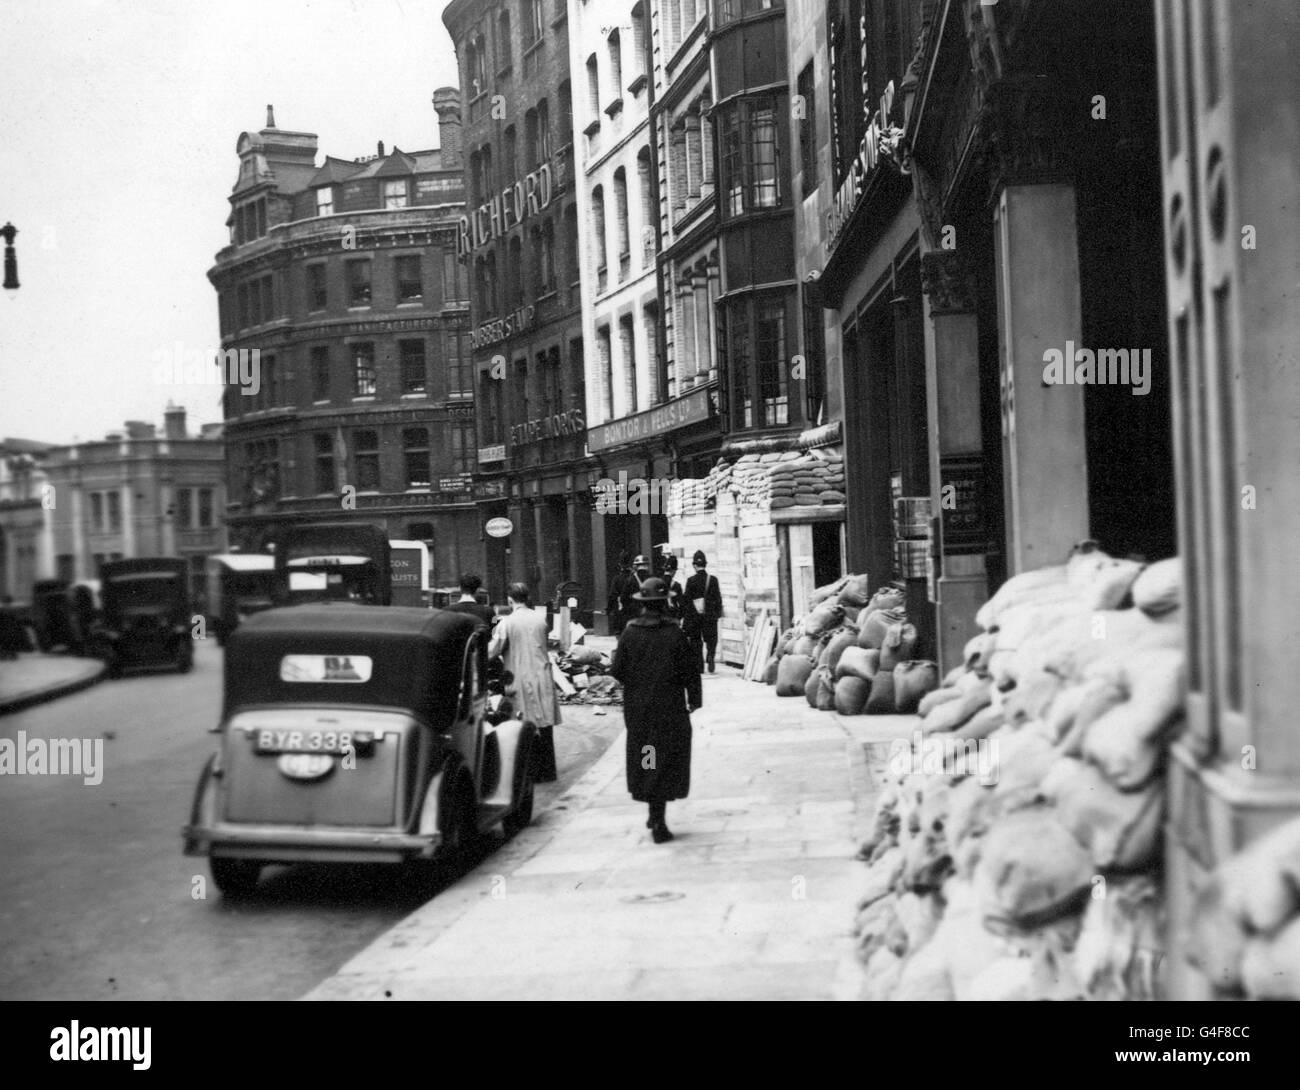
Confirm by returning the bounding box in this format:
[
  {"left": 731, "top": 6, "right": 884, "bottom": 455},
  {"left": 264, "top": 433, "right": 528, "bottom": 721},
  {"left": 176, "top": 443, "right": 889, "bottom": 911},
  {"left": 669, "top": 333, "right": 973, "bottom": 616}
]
[
  {"left": 586, "top": 388, "right": 713, "bottom": 453},
  {"left": 458, "top": 162, "right": 554, "bottom": 258}
]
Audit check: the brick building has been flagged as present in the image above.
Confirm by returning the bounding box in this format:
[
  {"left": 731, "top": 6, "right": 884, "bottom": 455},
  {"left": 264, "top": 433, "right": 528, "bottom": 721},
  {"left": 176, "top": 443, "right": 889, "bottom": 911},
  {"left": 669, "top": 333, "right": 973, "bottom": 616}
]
[
  {"left": 443, "top": 0, "right": 593, "bottom": 609},
  {"left": 207, "top": 102, "right": 482, "bottom": 593}
]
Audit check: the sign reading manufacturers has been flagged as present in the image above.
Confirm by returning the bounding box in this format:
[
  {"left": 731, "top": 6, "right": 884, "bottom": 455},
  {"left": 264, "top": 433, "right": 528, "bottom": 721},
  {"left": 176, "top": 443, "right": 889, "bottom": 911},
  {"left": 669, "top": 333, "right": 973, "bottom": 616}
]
[
  {"left": 586, "top": 388, "right": 712, "bottom": 453},
  {"left": 470, "top": 304, "right": 537, "bottom": 351},
  {"left": 825, "top": 80, "right": 897, "bottom": 254},
  {"left": 511, "top": 408, "right": 586, "bottom": 447},
  {"left": 457, "top": 162, "right": 554, "bottom": 258}
]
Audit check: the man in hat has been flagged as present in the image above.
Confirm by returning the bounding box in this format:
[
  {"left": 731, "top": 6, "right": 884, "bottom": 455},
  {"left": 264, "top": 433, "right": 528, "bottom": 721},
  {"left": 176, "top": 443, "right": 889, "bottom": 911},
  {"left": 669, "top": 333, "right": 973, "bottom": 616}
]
[
  {"left": 659, "top": 552, "right": 684, "bottom": 620},
  {"left": 681, "top": 550, "right": 724, "bottom": 673},
  {"left": 606, "top": 550, "right": 638, "bottom": 637},
  {"left": 617, "top": 554, "right": 650, "bottom": 623},
  {"left": 610, "top": 576, "right": 701, "bottom": 843}
]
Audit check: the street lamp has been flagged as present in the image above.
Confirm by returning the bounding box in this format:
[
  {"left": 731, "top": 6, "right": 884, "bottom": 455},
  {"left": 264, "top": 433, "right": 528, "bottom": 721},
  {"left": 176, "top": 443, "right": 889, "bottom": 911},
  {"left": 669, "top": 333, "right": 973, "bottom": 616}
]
[{"left": 2, "top": 223, "right": 18, "bottom": 291}]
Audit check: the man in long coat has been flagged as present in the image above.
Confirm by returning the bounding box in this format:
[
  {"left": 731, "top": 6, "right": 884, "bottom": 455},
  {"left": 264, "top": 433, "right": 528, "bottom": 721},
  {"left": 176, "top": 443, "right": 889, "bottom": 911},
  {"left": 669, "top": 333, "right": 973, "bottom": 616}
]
[
  {"left": 606, "top": 551, "right": 639, "bottom": 636},
  {"left": 488, "top": 582, "right": 560, "bottom": 781},
  {"left": 681, "top": 550, "right": 724, "bottom": 673},
  {"left": 609, "top": 577, "right": 702, "bottom": 842}
]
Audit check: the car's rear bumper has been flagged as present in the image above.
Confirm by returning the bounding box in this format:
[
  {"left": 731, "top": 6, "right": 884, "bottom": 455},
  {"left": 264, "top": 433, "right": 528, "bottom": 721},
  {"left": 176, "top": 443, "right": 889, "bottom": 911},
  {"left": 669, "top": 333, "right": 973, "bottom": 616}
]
[{"left": 183, "top": 822, "right": 442, "bottom": 864}]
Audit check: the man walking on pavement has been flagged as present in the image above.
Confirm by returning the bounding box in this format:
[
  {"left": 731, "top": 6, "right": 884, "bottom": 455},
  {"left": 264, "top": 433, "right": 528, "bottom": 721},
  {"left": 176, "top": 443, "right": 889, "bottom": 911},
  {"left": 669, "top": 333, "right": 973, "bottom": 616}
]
[
  {"left": 488, "top": 581, "right": 560, "bottom": 781},
  {"left": 606, "top": 551, "right": 639, "bottom": 637},
  {"left": 610, "top": 576, "right": 701, "bottom": 843},
  {"left": 443, "top": 572, "right": 494, "bottom": 629},
  {"left": 682, "top": 550, "right": 724, "bottom": 673}
]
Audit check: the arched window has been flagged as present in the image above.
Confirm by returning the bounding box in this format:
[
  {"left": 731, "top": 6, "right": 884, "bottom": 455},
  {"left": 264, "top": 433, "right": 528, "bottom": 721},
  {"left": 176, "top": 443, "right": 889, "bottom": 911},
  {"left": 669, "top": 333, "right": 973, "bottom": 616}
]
[
  {"left": 637, "top": 146, "right": 654, "bottom": 263},
  {"left": 608, "top": 30, "right": 623, "bottom": 93},
  {"left": 537, "top": 99, "right": 551, "bottom": 162},
  {"left": 524, "top": 108, "right": 539, "bottom": 168},
  {"left": 591, "top": 185, "right": 607, "bottom": 284},
  {"left": 631, "top": 3, "right": 648, "bottom": 78},
  {"left": 558, "top": 80, "right": 573, "bottom": 146},
  {"left": 586, "top": 54, "right": 599, "bottom": 116},
  {"left": 467, "top": 32, "right": 488, "bottom": 97},
  {"left": 469, "top": 150, "right": 482, "bottom": 204},
  {"left": 613, "top": 167, "right": 630, "bottom": 270},
  {"left": 503, "top": 126, "right": 517, "bottom": 181},
  {"left": 508, "top": 236, "right": 524, "bottom": 307},
  {"left": 496, "top": 10, "right": 512, "bottom": 71}
]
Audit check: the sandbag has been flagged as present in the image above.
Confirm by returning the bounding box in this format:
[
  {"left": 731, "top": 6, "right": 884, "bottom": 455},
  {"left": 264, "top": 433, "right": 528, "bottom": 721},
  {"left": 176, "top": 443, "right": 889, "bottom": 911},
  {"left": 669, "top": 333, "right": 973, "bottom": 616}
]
[
  {"left": 921, "top": 678, "right": 993, "bottom": 735},
  {"left": 809, "top": 576, "right": 849, "bottom": 607},
  {"left": 804, "top": 667, "right": 823, "bottom": 708},
  {"left": 864, "top": 586, "right": 907, "bottom": 614},
  {"left": 859, "top": 607, "right": 907, "bottom": 650},
  {"left": 836, "top": 573, "right": 873, "bottom": 610},
  {"left": 879, "top": 622, "right": 918, "bottom": 671},
  {"left": 835, "top": 675, "right": 871, "bottom": 716},
  {"left": 1048, "top": 757, "right": 1165, "bottom": 871},
  {"left": 975, "top": 809, "right": 1093, "bottom": 926},
  {"left": 819, "top": 628, "right": 860, "bottom": 674},
  {"left": 763, "top": 654, "right": 781, "bottom": 685},
  {"left": 776, "top": 654, "right": 815, "bottom": 697},
  {"left": 1082, "top": 651, "right": 1185, "bottom": 788},
  {"left": 1132, "top": 556, "right": 1181, "bottom": 617},
  {"left": 1072, "top": 874, "right": 1163, "bottom": 1001},
  {"left": 836, "top": 645, "right": 879, "bottom": 682},
  {"left": 953, "top": 703, "right": 1005, "bottom": 740},
  {"left": 1056, "top": 671, "right": 1128, "bottom": 754},
  {"left": 894, "top": 660, "right": 939, "bottom": 714},
  {"left": 815, "top": 666, "right": 837, "bottom": 711},
  {"left": 1209, "top": 814, "right": 1300, "bottom": 935},
  {"left": 803, "top": 601, "right": 845, "bottom": 638},
  {"left": 790, "top": 634, "right": 818, "bottom": 659},
  {"left": 866, "top": 669, "right": 896, "bottom": 714},
  {"left": 1241, "top": 917, "right": 1300, "bottom": 1000},
  {"left": 964, "top": 632, "right": 994, "bottom": 673},
  {"left": 917, "top": 685, "right": 962, "bottom": 718}
]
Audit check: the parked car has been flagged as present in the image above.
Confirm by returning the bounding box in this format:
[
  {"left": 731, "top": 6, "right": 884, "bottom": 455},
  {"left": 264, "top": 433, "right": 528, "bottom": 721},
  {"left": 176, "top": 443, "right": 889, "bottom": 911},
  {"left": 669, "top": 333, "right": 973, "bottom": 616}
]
[
  {"left": 96, "top": 558, "right": 193, "bottom": 677},
  {"left": 182, "top": 604, "right": 537, "bottom": 897},
  {"left": 205, "top": 553, "right": 276, "bottom": 646},
  {"left": 31, "top": 579, "right": 73, "bottom": 651}
]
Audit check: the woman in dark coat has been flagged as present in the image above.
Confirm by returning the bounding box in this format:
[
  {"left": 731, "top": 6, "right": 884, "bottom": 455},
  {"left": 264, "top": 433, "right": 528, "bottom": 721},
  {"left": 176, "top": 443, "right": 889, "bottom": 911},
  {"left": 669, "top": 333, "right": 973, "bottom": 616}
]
[{"left": 609, "top": 577, "right": 702, "bottom": 843}]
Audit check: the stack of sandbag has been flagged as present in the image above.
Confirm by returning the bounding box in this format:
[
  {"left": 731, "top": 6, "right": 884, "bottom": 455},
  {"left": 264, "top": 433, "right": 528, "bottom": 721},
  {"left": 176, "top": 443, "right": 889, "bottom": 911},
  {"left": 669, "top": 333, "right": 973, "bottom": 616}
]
[
  {"left": 768, "top": 449, "right": 847, "bottom": 508},
  {"left": 852, "top": 549, "right": 1186, "bottom": 1000},
  {"left": 1190, "top": 816, "right": 1300, "bottom": 999}
]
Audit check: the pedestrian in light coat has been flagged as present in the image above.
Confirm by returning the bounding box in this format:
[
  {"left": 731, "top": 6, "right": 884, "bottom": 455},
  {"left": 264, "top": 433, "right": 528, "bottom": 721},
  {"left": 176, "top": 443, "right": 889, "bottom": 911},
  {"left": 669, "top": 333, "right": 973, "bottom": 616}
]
[
  {"left": 610, "top": 577, "right": 702, "bottom": 843},
  {"left": 488, "top": 582, "right": 560, "bottom": 781}
]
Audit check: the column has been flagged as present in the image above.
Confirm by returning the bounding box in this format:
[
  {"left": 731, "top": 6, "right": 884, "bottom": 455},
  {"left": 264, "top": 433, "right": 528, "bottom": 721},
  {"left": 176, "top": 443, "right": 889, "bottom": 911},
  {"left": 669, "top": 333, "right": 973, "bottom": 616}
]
[
  {"left": 589, "top": 499, "right": 610, "bottom": 635},
  {"left": 705, "top": 258, "right": 720, "bottom": 380},
  {"left": 684, "top": 112, "right": 702, "bottom": 202},
  {"left": 700, "top": 101, "right": 715, "bottom": 197},
  {"left": 507, "top": 497, "right": 529, "bottom": 586},
  {"left": 69, "top": 482, "right": 88, "bottom": 579},
  {"left": 921, "top": 248, "right": 987, "bottom": 676},
  {"left": 619, "top": 318, "right": 637, "bottom": 417},
  {"left": 669, "top": 125, "right": 687, "bottom": 220},
  {"left": 121, "top": 481, "right": 136, "bottom": 557},
  {"left": 532, "top": 499, "right": 545, "bottom": 601},
  {"left": 692, "top": 270, "right": 709, "bottom": 379},
  {"left": 38, "top": 483, "right": 55, "bottom": 579},
  {"left": 676, "top": 279, "right": 697, "bottom": 388}
]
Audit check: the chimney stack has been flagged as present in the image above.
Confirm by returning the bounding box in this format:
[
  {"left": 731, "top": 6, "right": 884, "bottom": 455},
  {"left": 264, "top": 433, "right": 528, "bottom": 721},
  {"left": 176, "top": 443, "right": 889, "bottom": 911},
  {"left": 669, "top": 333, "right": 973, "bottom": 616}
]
[
  {"left": 432, "top": 87, "right": 462, "bottom": 170},
  {"left": 378, "top": 140, "right": 385, "bottom": 158},
  {"left": 266, "top": 104, "right": 276, "bottom": 128},
  {"left": 163, "top": 402, "right": 187, "bottom": 441}
]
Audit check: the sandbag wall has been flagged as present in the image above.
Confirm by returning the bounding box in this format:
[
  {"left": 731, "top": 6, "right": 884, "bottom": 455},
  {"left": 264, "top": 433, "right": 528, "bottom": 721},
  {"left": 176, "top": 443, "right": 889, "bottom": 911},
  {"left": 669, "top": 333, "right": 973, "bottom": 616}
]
[
  {"left": 764, "top": 574, "right": 940, "bottom": 716},
  {"left": 852, "top": 548, "right": 1186, "bottom": 1000}
]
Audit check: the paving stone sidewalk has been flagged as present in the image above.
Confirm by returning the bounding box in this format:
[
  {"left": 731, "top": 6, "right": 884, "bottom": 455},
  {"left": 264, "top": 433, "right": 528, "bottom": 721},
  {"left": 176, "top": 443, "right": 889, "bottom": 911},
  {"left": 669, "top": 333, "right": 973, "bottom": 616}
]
[
  {"left": 0, "top": 654, "right": 106, "bottom": 716},
  {"left": 307, "top": 657, "right": 920, "bottom": 1001}
]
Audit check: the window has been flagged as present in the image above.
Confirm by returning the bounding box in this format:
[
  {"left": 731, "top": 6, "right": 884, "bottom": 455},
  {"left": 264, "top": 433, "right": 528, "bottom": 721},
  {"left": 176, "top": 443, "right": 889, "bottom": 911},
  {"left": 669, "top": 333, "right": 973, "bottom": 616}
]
[
  {"left": 716, "top": 0, "right": 782, "bottom": 25},
  {"left": 543, "top": 346, "right": 563, "bottom": 417},
  {"left": 525, "top": 108, "right": 539, "bottom": 168},
  {"left": 311, "top": 346, "right": 331, "bottom": 401},
  {"left": 497, "top": 10, "right": 512, "bottom": 71},
  {"left": 756, "top": 298, "right": 788, "bottom": 425},
  {"left": 724, "top": 293, "right": 792, "bottom": 430},
  {"left": 403, "top": 427, "right": 431, "bottom": 488},
  {"left": 558, "top": 81, "right": 573, "bottom": 145},
  {"left": 592, "top": 185, "right": 607, "bottom": 278},
  {"left": 597, "top": 326, "right": 613, "bottom": 420},
  {"left": 314, "top": 433, "right": 336, "bottom": 494},
  {"left": 720, "top": 108, "right": 744, "bottom": 216},
  {"left": 564, "top": 204, "right": 580, "bottom": 287},
  {"left": 450, "top": 422, "right": 475, "bottom": 475},
  {"left": 442, "top": 251, "right": 467, "bottom": 304},
  {"left": 631, "top": 3, "right": 648, "bottom": 79},
  {"left": 352, "top": 342, "right": 376, "bottom": 397},
  {"left": 508, "top": 236, "right": 524, "bottom": 307},
  {"left": 467, "top": 31, "right": 488, "bottom": 97},
  {"left": 797, "top": 62, "right": 818, "bottom": 198},
  {"left": 396, "top": 254, "right": 422, "bottom": 301},
  {"left": 383, "top": 179, "right": 409, "bottom": 209},
  {"left": 536, "top": 219, "right": 555, "bottom": 294},
  {"left": 503, "top": 125, "right": 517, "bottom": 180},
  {"left": 198, "top": 488, "right": 214, "bottom": 528},
  {"left": 177, "top": 488, "right": 193, "bottom": 530},
  {"left": 637, "top": 147, "right": 654, "bottom": 262},
  {"left": 480, "top": 371, "right": 503, "bottom": 443},
  {"left": 107, "top": 490, "right": 122, "bottom": 531},
  {"left": 353, "top": 430, "right": 380, "bottom": 491},
  {"left": 619, "top": 315, "right": 637, "bottom": 414},
  {"left": 447, "top": 327, "right": 472, "bottom": 396},
  {"left": 307, "top": 264, "right": 327, "bottom": 311},
  {"left": 347, "top": 259, "right": 372, "bottom": 306},
  {"left": 614, "top": 167, "right": 630, "bottom": 265},
  {"left": 608, "top": 31, "right": 623, "bottom": 94},
  {"left": 469, "top": 150, "right": 482, "bottom": 204},
  {"left": 315, "top": 186, "right": 333, "bottom": 216},
  {"left": 238, "top": 282, "right": 250, "bottom": 328},
  {"left": 523, "top": 0, "right": 543, "bottom": 46},
  {"left": 802, "top": 280, "right": 826, "bottom": 424},
  {"left": 750, "top": 97, "right": 780, "bottom": 208},
  {"left": 537, "top": 99, "right": 551, "bottom": 161},
  {"left": 586, "top": 54, "right": 599, "bottom": 116},
  {"left": 261, "top": 353, "right": 277, "bottom": 409},
  {"left": 90, "top": 492, "right": 103, "bottom": 530},
  {"left": 399, "top": 339, "right": 426, "bottom": 395}
]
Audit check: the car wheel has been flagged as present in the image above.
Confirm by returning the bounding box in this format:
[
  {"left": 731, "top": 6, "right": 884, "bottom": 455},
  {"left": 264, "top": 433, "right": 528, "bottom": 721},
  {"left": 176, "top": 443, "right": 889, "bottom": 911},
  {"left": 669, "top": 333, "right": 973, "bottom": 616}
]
[
  {"left": 502, "top": 741, "right": 535, "bottom": 838},
  {"left": 211, "top": 857, "right": 261, "bottom": 898}
]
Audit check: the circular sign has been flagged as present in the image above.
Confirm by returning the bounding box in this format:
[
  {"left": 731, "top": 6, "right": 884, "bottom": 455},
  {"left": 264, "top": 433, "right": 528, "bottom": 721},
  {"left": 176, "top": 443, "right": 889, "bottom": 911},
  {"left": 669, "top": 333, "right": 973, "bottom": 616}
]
[{"left": 485, "top": 517, "right": 513, "bottom": 538}]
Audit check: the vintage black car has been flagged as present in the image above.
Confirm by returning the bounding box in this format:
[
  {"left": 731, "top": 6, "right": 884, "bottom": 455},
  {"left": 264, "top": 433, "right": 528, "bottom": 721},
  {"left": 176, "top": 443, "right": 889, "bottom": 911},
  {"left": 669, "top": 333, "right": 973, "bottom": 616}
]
[
  {"left": 31, "top": 579, "right": 73, "bottom": 651},
  {"left": 182, "top": 605, "right": 537, "bottom": 897},
  {"left": 276, "top": 522, "right": 391, "bottom": 606},
  {"left": 205, "top": 553, "right": 276, "bottom": 646},
  {"left": 96, "top": 558, "right": 193, "bottom": 676}
]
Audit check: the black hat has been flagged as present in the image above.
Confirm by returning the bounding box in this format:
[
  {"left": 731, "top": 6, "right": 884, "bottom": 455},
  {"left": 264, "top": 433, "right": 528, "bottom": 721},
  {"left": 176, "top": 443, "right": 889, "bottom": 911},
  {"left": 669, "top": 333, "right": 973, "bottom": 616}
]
[
  {"left": 693, "top": 550, "right": 707, "bottom": 566},
  {"left": 632, "top": 554, "right": 648, "bottom": 568},
  {"left": 632, "top": 576, "right": 669, "bottom": 601}
]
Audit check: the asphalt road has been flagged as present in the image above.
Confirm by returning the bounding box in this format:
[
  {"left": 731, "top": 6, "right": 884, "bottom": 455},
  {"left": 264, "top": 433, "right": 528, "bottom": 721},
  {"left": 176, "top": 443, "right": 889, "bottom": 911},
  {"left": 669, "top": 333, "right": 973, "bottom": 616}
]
[{"left": 0, "top": 639, "right": 623, "bottom": 1000}]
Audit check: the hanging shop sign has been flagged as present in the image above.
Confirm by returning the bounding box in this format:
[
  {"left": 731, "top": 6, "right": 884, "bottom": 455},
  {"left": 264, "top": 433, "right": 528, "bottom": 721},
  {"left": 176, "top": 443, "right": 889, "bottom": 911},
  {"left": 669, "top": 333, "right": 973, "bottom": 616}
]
[
  {"left": 457, "top": 162, "right": 554, "bottom": 258},
  {"left": 586, "top": 387, "right": 713, "bottom": 454},
  {"left": 485, "top": 517, "right": 513, "bottom": 538},
  {"left": 825, "top": 79, "right": 899, "bottom": 254},
  {"left": 511, "top": 408, "right": 586, "bottom": 447},
  {"left": 470, "top": 304, "right": 537, "bottom": 351}
]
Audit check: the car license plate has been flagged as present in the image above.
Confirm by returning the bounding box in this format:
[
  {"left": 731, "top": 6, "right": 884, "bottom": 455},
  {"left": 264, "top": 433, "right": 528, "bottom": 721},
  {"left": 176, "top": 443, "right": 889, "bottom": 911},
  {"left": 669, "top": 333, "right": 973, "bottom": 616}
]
[{"left": 253, "top": 728, "right": 369, "bottom": 755}]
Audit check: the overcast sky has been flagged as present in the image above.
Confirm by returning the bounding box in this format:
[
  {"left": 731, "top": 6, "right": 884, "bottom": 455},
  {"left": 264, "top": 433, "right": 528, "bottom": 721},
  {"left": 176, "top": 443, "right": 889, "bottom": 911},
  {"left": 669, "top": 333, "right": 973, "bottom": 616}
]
[{"left": 0, "top": 0, "right": 458, "bottom": 445}]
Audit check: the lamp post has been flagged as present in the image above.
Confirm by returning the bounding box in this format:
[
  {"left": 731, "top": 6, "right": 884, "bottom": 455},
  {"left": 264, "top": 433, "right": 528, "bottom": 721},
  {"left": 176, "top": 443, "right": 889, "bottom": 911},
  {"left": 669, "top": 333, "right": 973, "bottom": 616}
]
[{"left": 2, "top": 223, "right": 18, "bottom": 291}]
